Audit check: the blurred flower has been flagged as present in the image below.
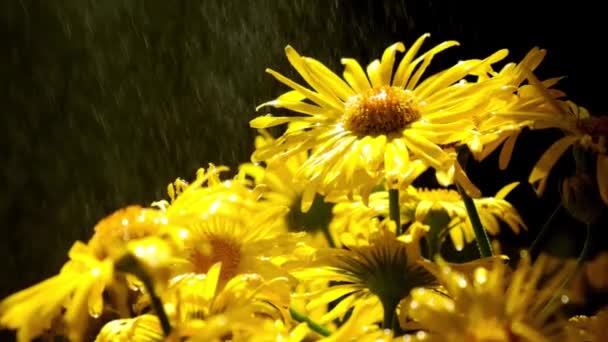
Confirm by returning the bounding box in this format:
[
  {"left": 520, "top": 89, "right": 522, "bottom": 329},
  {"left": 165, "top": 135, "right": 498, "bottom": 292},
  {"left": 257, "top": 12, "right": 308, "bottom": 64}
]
[
  {"left": 473, "top": 47, "right": 567, "bottom": 168},
  {"left": 0, "top": 242, "right": 114, "bottom": 342},
  {"left": 408, "top": 253, "right": 576, "bottom": 341},
  {"left": 251, "top": 34, "right": 511, "bottom": 201},
  {"left": 567, "top": 308, "right": 608, "bottom": 342},
  {"left": 331, "top": 183, "right": 525, "bottom": 252},
  {"left": 96, "top": 263, "right": 293, "bottom": 341}
]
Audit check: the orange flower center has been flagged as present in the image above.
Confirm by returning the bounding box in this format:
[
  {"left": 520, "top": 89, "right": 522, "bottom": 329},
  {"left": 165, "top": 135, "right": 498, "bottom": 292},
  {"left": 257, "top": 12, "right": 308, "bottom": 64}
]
[
  {"left": 343, "top": 86, "right": 420, "bottom": 136},
  {"left": 191, "top": 235, "right": 242, "bottom": 282}
]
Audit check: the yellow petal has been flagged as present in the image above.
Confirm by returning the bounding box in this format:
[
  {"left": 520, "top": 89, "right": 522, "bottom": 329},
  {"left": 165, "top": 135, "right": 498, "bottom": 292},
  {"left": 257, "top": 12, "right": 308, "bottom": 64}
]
[
  {"left": 341, "top": 58, "right": 371, "bottom": 93},
  {"left": 266, "top": 68, "right": 342, "bottom": 111},
  {"left": 495, "top": 182, "right": 520, "bottom": 199},
  {"left": 401, "top": 130, "right": 448, "bottom": 169},
  {"left": 393, "top": 33, "right": 431, "bottom": 87},
  {"left": 529, "top": 136, "right": 578, "bottom": 195},
  {"left": 204, "top": 262, "right": 222, "bottom": 300},
  {"left": 285, "top": 46, "right": 343, "bottom": 108},
  {"left": 378, "top": 42, "right": 405, "bottom": 85},
  {"left": 250, "top": 115, "right": 296, "bottom": 128},
  {"left": 305, "top": 57, "right": 356, "bottom": 101},
  {"left": 366, "top": 59, "right": 383, "bottom": 88},
  {"left": 499, "top": 132, "right": 519, "bottom": 170},
  {"left": 407, "top": 40, "right": 460, "bottom": 90}
]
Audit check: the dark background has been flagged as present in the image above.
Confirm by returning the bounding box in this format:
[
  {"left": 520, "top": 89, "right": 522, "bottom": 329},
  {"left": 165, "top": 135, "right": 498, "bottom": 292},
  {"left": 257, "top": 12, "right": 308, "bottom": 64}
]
[{"left": 1, "top": 0, "right": 606, "bottom": 309}]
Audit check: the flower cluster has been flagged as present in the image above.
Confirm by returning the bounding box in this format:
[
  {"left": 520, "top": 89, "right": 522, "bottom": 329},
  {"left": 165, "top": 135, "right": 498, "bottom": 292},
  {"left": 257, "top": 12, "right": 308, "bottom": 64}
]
[{"left": 2, "top": 33, "right": 607, "bottom": 341}]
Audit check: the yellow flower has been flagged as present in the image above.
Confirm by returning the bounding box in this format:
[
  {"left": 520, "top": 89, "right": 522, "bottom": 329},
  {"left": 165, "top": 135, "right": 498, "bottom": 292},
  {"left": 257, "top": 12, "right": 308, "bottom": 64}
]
[
  {"left": 401, "top": 182, "right": 526, "bottom": 251},
  {"left": 88, "top": 205, "right": 169, "bottom": 259},
  {"left": 250, "top": 34, "right": 511, "bottom": 200},
  {"left": 0, "top": 242, "right": 114, "bottom": 342},
  {"left": 332, "top": 183, "right": 525, "bottom": 252},
  {"left": 472, "top": 47, "right": 567, "bottom": 169},
  {"left": 294, "top": 230, "right": 436, "bottom": 329},
  {"left": 96, "top": 263, "right": 293, "bottom": 341},
  {"left": 407, "top": 253, "right": 576, "bottom": 341},
  {"left": 476, "top": 49, "right": 607, "bottom": 204},
  {"left": 155, "top": 164, "right": 309, "bottom": 286}
]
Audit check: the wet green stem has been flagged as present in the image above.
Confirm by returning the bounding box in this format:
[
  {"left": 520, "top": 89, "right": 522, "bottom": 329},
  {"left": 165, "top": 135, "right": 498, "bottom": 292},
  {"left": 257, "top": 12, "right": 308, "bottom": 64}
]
[
  {"left": 456, "top": 183, "right": 493, "bottom": 257},
  {"left": 389, "top": 189, "right": 401, "bottom": 235},
  {"left": 289, "top": 308, "right": 331, "bottom": 337},
  {"left": 116, "top": 254, "right": 172, "bottom": 336}
]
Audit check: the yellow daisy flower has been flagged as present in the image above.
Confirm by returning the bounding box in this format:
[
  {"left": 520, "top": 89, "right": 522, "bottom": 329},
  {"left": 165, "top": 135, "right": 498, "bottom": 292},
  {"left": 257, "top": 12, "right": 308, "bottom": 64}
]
[
  {"left": 473, "top": 47, "right": 567, "bottom": 169},
  {"left": 96, "top": 263, "right": 293, "bottom": 341},
  {"left": 0, "top": 242, "right": 114, "bottom": 342},
  {"left": 294, "top": 229, "right": 436, "bottom": 330},
  {"left": 0, "top": 205, "right": 183, "bottom": 342},
  {"left": 401, "top": 182, "right": 526, "bottom": 252},
  {"left": 407, "top": 252, "right": 577, "bottom": 341},
  {"left": 155, "top": 164, "right": 309, "bottom": 286},
  {"left": 250, "top": 34, "right": 511, "bottom": 200},
  {"left": 331, "top": 183, "right": 525, "bottom": 252}
]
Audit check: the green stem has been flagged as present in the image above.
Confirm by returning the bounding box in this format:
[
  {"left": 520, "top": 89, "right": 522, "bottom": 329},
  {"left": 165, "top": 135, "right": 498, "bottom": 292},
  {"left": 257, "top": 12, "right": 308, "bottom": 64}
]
[
  {"left": 389, "top": 189, "right": 401, "bottom": 235},
  {"left": 116, "top": 254, "right": 172, "bottom": 336},
  {"left": 289, "top": 308, "right": 331, "bottom": 337},
  {"left": 529, "top": 203, "right": 562, "bottom": 256},
  {"left": 380, "top": 298, "right": 400, "bottom": 332},
  {"left": 456, "top": 183, "right": 493, "bottom": 257}
]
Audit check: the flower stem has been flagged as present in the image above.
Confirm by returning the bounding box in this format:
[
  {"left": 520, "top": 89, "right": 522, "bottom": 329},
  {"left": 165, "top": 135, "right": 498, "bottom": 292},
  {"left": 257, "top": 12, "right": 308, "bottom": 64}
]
[
  {"left": 389, "top": 189, "right": 401, "bottom": 235},
  {"left": 115, "top": 254, "right": 172, "bottom": 336},
  {"left": 381, "top": 298, "right": 399, "bottom": 331},
  {"left": 289, "top": 308, "right": 331, "bottom": 337},
  {"left": 529, "top": 203, "right": 562, "bottom": 256},
  {"left": 456, "top": 183, "right": 493, "bottom": 257}
]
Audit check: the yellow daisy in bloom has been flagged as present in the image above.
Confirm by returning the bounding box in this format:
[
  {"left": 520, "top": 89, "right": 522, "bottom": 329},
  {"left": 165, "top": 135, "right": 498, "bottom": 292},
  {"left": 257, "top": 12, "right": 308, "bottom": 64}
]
[
  {"left": 400, "top": 182, "right": 526, "bottom": 252},
  {"left": 294, "top": 229, "right": 436, "bottom": 330},
  {"left": 407, "top": 252, "right": 577, "bottom": 341},
  {"left": 477, "top": 50, "right": 607, "bottom": 205},
  {"left": 472, "top": 47, "right": 567, "bottom": 170},
  {"left": 96, "top": 263, "right": 293, "bottom": 341},
  {"left": 331, "top": 183, "right": 525, "bottom": 252},
  {"left": 154, "top": 165, "right": 310, "bottom": 286},
  {"left": 0, "top": 205, "right": 182, "bottom": 342},
  {"left": 0, "top": 242, "right": 114, "bottom": 342},
  {"left": 567, "top": 308, "right": 608, "bottom": 342},
  {"left": 250, "top": 34, "right": 512, "bottom": 200}
]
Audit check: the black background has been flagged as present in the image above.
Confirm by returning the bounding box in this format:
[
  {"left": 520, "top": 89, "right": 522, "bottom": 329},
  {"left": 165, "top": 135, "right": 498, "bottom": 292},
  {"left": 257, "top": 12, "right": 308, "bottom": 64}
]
[{"left": 1, "top": 0, "right": 606, "bottom": 321}]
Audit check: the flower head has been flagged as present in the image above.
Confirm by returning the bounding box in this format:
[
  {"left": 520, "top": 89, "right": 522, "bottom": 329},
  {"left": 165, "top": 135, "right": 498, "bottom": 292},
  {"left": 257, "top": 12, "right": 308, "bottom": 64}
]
[
  {"left": 251, "top": 34, "right": 511, "bottom": 200},
  {"left": 295, "top": 229, "right": 436, "bottom": 328},
  {"left": 408, "top": 252, "right": 576, "bottom": 341}
]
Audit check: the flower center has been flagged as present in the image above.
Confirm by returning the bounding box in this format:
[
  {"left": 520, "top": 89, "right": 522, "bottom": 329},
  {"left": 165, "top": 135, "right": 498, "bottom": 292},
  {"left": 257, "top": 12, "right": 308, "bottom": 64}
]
[
  {"left": 191, "top": 235, "right": 241, "bottom": 282},
  {"left": 343, "top": 86, "right": 421, "bottom": 137}
]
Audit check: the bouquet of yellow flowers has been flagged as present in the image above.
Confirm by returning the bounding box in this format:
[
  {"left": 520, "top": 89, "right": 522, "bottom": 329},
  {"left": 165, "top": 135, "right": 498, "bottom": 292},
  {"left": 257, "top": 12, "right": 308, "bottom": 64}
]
[{"left": 2, "top": 33, "right": 607, "bottom": 341}]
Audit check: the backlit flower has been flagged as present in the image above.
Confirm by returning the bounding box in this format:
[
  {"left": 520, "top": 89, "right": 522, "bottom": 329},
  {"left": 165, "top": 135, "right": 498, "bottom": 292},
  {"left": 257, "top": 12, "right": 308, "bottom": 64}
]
[{"left": 251, "top": 34, "right": 511, "bottom": 200}]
